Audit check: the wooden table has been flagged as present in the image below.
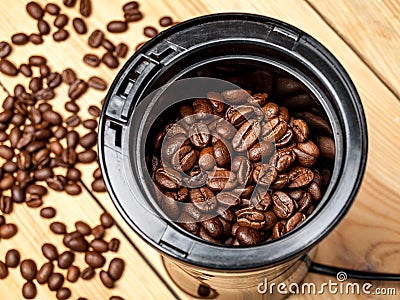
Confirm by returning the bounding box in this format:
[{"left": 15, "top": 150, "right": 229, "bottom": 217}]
[{"left": 0, "top": 0, "right": 399, "bottom": 299}]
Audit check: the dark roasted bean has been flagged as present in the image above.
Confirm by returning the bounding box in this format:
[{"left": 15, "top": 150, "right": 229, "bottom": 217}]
[
  {"left": 48, "top": 273, "right": 64, "bottom": 291},
  {"left": 107, "top": 21, "right": 128, "bottom": 33},
  {"left": 22, "top": 281, "right": 37, "bottom": 299},
  {"left": 159, "top": 16, "right": 173, "bottom": 27},
  {"left": 88, "top": 76, "right": 107, "bottom": 90},
  {"left": 102, "top": 52, "right": 119, "bottom": 69},
  {"left": 68, "top": 79, "right": 88, "bottom": 100},
  {"left": 83, "top": 53, "right": 101, "bottom": 67},
  {"left": 12, "top": 33, "right": 29, "bottom": 45},
  {"left": 38, "top": 19, "right": 50, "bottom": 35},
  {"left": 56, "top": 287, "right": 71, "bottom": 300},
  {"left": 115, "top": 43, "right": 128, "bottom": 58},
  {"left": 49, "top": 222, "right": 67, "bottom": 234},
  {"left": 54, "top": 14, "right": 69, "bottom": 28},
  {"left": 45, "top": 3, "right": 60, "bottom": 15},
  {"left": 67, "top": 266, "right": 80, "bottom": 282},
  {"left": 85, "top": 251, "right": 105, "bottom": 268},
  {"left": 109, "top": 238, "right": 120, "bottom": 252},
  {"left": 0, "top": 59, "right": 18, "bottom": 76},
  {"left": 36, "top": 262, "right": 53, "bottom": 284},
  {"left": 29, "top": 33, "right": 43, "bottom": 44},
  {"left": 81, "top": 267, "right": 95, "bottom": 280},
  {"left": 100, "top": 270, "right": 115, "bottom": 288},
  {"left": 0, "top": 223, "right": 17, "bottom": 239},
  {"left": 143, "top": 26, "right": 158, "bottom": 38},
  {"left": 53, "top": 29, "right": 69, "bottom": 41},
  {"left": 20, "top": 259, "right": 37, "bottom": 281},
  {"left": 58, "top": 251, "right": 75, "bottom": 269},
  {"left": 80, "top": 0, "right": 92, "bottom": 17},
  {"left": 0, "top": 41, "right": 11, "bottom": 58},
  {"left": 88, "top": 30, "right": 104, "bottom": 48},
  {"left": 5, "top": 249, "right": 20, "bottom": 268}
]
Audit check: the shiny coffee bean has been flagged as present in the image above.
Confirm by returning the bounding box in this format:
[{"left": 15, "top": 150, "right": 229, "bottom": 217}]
[
  {"left": 236, "top": 226, "right": 260, "bottom": 245},
  {"left": 272, "top": 191, "right": 295, "bottom": 219}
]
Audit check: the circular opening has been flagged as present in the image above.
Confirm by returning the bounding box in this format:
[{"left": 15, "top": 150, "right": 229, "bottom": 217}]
[{"left": 129, "top": 53, "right": 340, "bottom": 247}]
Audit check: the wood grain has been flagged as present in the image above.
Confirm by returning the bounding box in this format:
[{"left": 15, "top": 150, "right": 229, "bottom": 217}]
[
  {"left": 1, "top": 0, "right": 400, "bottom": 300},
  {"left": 306, "top": 0, "right": 400, "bottom": 99}
]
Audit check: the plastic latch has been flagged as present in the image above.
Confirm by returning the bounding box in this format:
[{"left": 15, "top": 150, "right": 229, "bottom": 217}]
[
  {"left": 159, "top": 225, "right": 193, "bottom": 258},
  {"left": 267, "top": 26, "right": 299, "bottom": 50}
]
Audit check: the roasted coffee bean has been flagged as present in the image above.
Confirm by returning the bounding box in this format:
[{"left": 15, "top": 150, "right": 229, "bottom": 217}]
[
  {"left": 68, "top": 79, "right": 88, "bottom": 100},
  {"left": 39, "top": 65, "right": 50, "bottom": 77},
  {"left": 253, "top": 164, "right": 277, "bottom": 186},
  {"left": 107, "top": 21, "right": 128, "bottom": 33},
  {"left": 272, "top": 222, "right": 286, "bottom": 239},
  {"left": 56, "top": 287, "right": 71, "bottom": 300},
  {"left": 171, "top": 145, "right": 196, "bottom": 172},
  {"left": 232, "top": 120, "right": 261, "bottom": 151},
  {"left": 189, "top": 123, "right": 210, "bottom": 148},
  {"left": 80, "top": 131, "right": 97, "bottom": 148},
  {"left": 65, "top": 101, "right": 79, "bottom": 113},
  {"left": 285, "top": 212, "right": 305, "bottom": 232},
  {"left": 85, "top": 251, "right": 105, "bottom": 268},
  {"left": 102, "top": 39, "right": 115, "bottom": 52},
  {"left": 0, "top": 223, "right": 17, "bottom": 239},
  {"left": 159, "top": 16, "right": 173, "bottom": 27},
  {"left": 155, "top": 167, "right": 182, "bottom": 191},
  {"left": 108, "top": 258, "right": 125, "bottom": 280},
  {"left": 53, "top": 29, "right": 69, "bottom": 41},
  {"left": 316, "top": 136, "right": 335, "bottom": 160},
  {"left": 193, "top": 98, "right": 212, "bottom": 120},
  {"left": 237, "top": 208, "right": 266, "bottom": 230},
  {"left": 222, "top": 89, "right": 249, "bottom": 104},
  {"left": 102, "top": 52, "right": 119, "bottom": 69},
  {"left": 37, "top": 19, "right": 50, "bottom": 35},
  {"left": 20, "top": 259, "right": 37, "bottom": 281},
  {"left": 216, "top": 192, "right": 241, "bottom": 207},
  {"left": 0, "top": 216, "right": 4, "bottom": 227},
  {"left": 58, "top": 251, "right": 75, "bottom": 269},
  {"left": 271, "top": 148, "right": 296, "bottom": 172},
  {"left": 248, "top": 141, "right": 275, "bottom": 162},
  {"left": 190, "top": 187, "right": 216, "bottom": 212},
  {"left": 48, "top": 273, "right": 64, "bottom": 291},
  {"left": 29, "top": 33, "right": 43, "bottom": 44},
  {"left": 200, "top": 215, "right": 223, "bottom": 239},
  {"left": 92, "top": 178, "right": 106, "bottom": 192},
  {"left": 5, "top": 249, "right": 20, "bottom": 268},
  {"left": 22, "top": 281, "right": 37, "bottom": 299},
  {"left": 26, "top": 182, "right": 48, "bottom": 195},
  {"left": 29, "top": 77, "right": 42, "bottom": 92},
  {"left": 50, "top": 222, "right": 67, "bottom": 234},
  {"left": 0, "top": 145, "right": 13, "bottom": 159},
  {"left": 3, "top": 161, "right": 17, "bottom": 173},
  {"left": 63, "top": 0, "right": 77, "bottom": 7},
  {"left": 272, "top": 191, "right": 295, "bottom": 219},
  {"left": 0, "top": 41, "right": 11, "bottom": 58},
  {"left": 63, "top": 231, "right": 88, "bottom": 252},
  {"left": 100, "top": 212, "right": 114, "bottom": 228},
  {"left": 264, "top": 211, "right": 278, "bottom": 230},
  {"left": 159, "top": 193, "right": 180, "bottom": 219},
  {"left": 73, "top": 17, "right": 87, "bottom": 34},
  {"left": 54, "top": 14, "right": 69, "bottom": 28},
  {"left": 67, "top": 266, "right": 80, "bottom": 282},
  {"left": 36, "top": 262, "right": 53, "bottom": 284},
  {"left": 42, "top": 243, "right": 58, "bottom": 261},
  {"left": 74, "top": 221, "right": 90, "bottom": 236},
  {"left": 83, "top": 119, "right": 97, "bottom": 129},
  {"left": 198, "top": 147, "right": 215, "bottom": 170},
  {"left": 206, "top": 168, "right": 236, "bottom": 192},
  {"left": 88, "top": 30, "right": 104, "bottom": 48},
  {"left": 0, "top": 196, "right": 13, "bottom": 214},
  {"left": 0, "top": 261, "right": 8, "bottom": 279},
  {"left": 20, "top": 63, "right": 32, "bottom": 77},
  {"left": 123, "top": 1, "right": 139, "bottom": 12},
  {"left": 12, "top": 33, "right": 29, "bottom": 45},
  {"left": 109, "top": 238, "right": 120, "bottom": 252},
  {"left": 88, "top": 105, "right": 101, "bottom": 117},
  {"left": 236, "top": 226, "right": 260, "bottom": 245},
  {"left": 40, "top": 207, "right": 56, "bottom": 219},
  {"left": 143, "top": 26, "right": 158, "bottom": 38},
  {"left": 0, "top": 59, "right": 18, "bottom": 76},
  {"left": 287, "top": 166, "right": 314, "bottom": 188},
  {"left": 81, "top": 267, "right": 95, "bottom": 280},
  {"left": 88, "top": 76, "right": 107, "bottom": 90},
  {"left": 43, "top": 110, "right": 62, "bottom": 125},
  {"left": 45, "top": 3, "right": 60, "bottom": 15},
  {"left": 213, "top": 140, "right": 230, "bottom": 167},
  {"left": 66, "top": 115, "right": 81, "bottom": 127},
  {"left": 47, "top": 72, "right": 62, "bottom": 88},
  {"left": 35, "top": 87, "right": 55, "bottom": 100},
  {"left": 115, "top": 43, "right": 128, "bottom": 58},
  {"left": 61, "top": 69, "right": 76, "bottom": 86},
  {"left": 293, "top": 141, "right": 320, "bottom": 167},
  {"left": 90, "top": 239, "right": 108, "bottom": 252},
  {"left": 26, "top": 2, "right": 44, "bottom": 20},
  {"left": 80, "top": 0, "right": 92, "bottom": 17},
  {"left": 100, "top": 270, "right": 115, "bottom": 288},
  {"left": 77, "top": 149, "right": 97, "bottom": 163}
]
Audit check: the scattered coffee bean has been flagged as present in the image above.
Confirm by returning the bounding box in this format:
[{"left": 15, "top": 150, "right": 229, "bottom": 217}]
[
  {"left": 0, "top": 59, "right": 18, "bottom": 76},
  {"left": 108, "top": 258, "right": 124, "bottom": 280},
  {"left": 0, "top": 41, "right": 12, "bottom": 58},
  {"left": 67, "top": 265, "right": 80, "bottom": 282},
  {"left": 26, "top": 2, "right": 44, "bottom": 20},
  {"left": 88, "top": 105, "right": 101, "bottom": 117},
  {"left": 108, "top": 238, "right": 120, "bottom": 252},
  {"left": 100, "top": 212, "right": 114, "bottom": 228},
  {"left": 0, "top": 223, "right": 18, "bottom": 239},
  {"left": 159, "top": 16, "right": 173, "bottom": 27},
  {"left": 88, "top": 30, "right": 104, "bottom": 48},
  {"left": 81, "top": 267, "right": 95, "bottom": 279},
  {"left": 80, "top": 0, "right": 92, "bottom": 17},
  {"left": 45, "top": 3, "right": 60, "bottom": 15},
  {"left": 88, "top": 76, "right": 107, "bottom": 90},
  {"left": 58, "top": 251, "right": 75, "bottom": 269},
  {"left": 143, "top": 26, "right": 158, "bottom": 38},
  {"left": 53, "top": 29, "right": 69, "bottom": 41},
  {"left": 75, "top": 221, "right": 91, "bottom": 235},
  {"left": 29, "top": 34, "right": 43, "bottom": 44},
  {"left": 100, "top": 270, "right": 114, "bottom": 288},
  {"left": 107, "top": 20, "right": 128, "bottom": 33},
  {"left": 123, "top": 1, "right": 139, "bottom": 12},
  {"left": 36, "top": 262, "right": 54, "bottom": 284},
  {"left": 73, "top": 17, "right": 87, "bottom": 34},
  {"left": 5, "top": 249, "right": 20, "bottom": 268},
  {"left": 40, "top": 207, "right": 56, "bottom": 219},
  {"left": 20, "top": 259, "right": 37, "bottom": 281},
  {"left": 102, "top": 52, "right": 119, "bottom": 69},
  {"left": 22, "top": 281, "right": 37, "bottom": 299},
  {"left": 50, "top": 222, "right": 67, "bottom": 234},
  {"left": 12, "top": 33, "right": 29, "bottom": 45},
  {"left": 68, "top": 79, "right": 88, "bottom": 100},
  {"left": 115, "top": 43, "right": 128, "bottom": 58},
  {"left": 48, "top": 272, "right": 64, "bottom": 291},
  {"left": 63, "top": 0, "right": 76, "bottom": 8},
  {"left": 54, "top": 14, "right": 69, "bottom": 28},
  {"left": 56, "top": 287, "right": 71, "bottom": 300},
  {"left": 42, "top": 243, "right": 58, "bottom": 261},
  {"left": 92, "top": 178, "right": 106, "bottom": 192},
  {"left": 63, "top": 231, "right": 88, "bottom": 252},
  {"left": 91, "top": 225, "right": 105, "bottom": 239},
  {"left": 85, "top": 251, "right": 106, "bottom": 268},
  {"left": 0, "top": 261, "right": 8, "bottom": 279},
  {"left": 83, "top": 53, "right": 100, "bottom": 67}
]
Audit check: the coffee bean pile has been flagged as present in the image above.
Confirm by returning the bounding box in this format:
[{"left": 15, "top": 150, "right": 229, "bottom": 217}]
[
  {"left": 0, "top": 212, "right": 125, "bottom": 299},
  {"left": 149, "top": 87, "right": 335, "bottom": 246}
]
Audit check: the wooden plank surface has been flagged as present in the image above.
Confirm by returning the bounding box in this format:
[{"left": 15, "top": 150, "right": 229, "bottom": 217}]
[
  {"left": 1, "top": 0, "right": 400, "bottom": 300},
  {"left": 306, "top": 0, "right": 400, "bottom": 99}
]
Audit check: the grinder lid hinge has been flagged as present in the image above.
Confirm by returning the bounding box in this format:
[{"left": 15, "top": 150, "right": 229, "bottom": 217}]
[{"left": 267, "top": 26, "right": 300, "bottom": 50}]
